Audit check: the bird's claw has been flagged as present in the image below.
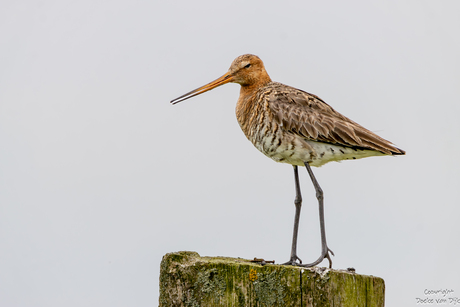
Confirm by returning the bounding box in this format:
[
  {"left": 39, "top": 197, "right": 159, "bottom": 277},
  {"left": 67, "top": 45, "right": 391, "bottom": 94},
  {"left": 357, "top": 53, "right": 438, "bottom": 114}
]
[
  {"left": 283, "top": 247, "right": 334, "bottom": 268},
  {"left": 282, "top": 255, "right": 302, "bottom": 266},
  {"left": 325, "top": 248, "right": 334, "bottom": 268}
]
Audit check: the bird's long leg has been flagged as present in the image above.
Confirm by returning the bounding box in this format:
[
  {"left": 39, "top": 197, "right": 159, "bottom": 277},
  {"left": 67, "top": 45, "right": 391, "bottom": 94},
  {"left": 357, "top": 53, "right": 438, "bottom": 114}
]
[
  {"left": 298, "top": 162, "right": 334, "bottom": 268},
  {"left": 282, "top": 165, "right": 303, "bottom": 266}
]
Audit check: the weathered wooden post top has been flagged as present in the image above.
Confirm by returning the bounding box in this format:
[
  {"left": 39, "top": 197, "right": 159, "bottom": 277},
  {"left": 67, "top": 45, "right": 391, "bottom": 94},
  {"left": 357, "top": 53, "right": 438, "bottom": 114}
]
[{"left": 159, "top": 251, "right": 385, "bottom": 307}]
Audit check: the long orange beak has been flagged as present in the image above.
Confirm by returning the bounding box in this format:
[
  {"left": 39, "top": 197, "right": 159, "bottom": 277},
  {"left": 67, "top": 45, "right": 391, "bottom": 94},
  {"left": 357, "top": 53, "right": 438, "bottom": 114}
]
[{"left": 170, "top": 73, "right": 234, "bottom": 105}]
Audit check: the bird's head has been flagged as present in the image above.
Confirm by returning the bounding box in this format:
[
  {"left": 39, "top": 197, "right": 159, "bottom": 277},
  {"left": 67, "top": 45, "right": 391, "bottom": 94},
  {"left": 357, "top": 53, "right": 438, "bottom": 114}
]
[
  {"left": 170, "top": 54, "right": 271, "bottom": 104},
  {"left": 227, "top": 54, "right": 270, "bottom": 86}
]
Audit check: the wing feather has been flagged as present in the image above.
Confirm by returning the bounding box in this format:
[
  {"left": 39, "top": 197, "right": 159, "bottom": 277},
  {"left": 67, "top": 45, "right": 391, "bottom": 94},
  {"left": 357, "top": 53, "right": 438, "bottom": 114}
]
[{"left": 264, "top": 82, "right": 404, "bottom": 155}]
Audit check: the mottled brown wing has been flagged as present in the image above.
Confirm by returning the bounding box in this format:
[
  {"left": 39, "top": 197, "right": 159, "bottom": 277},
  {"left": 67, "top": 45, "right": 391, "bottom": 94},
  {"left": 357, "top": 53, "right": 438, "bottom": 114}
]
[{"left": 265, "top": 83, "right": 405, "bottom": 155}]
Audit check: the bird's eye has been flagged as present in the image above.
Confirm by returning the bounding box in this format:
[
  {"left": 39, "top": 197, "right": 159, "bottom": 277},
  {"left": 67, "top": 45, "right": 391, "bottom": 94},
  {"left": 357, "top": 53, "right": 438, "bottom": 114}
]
[{"left": 244, "top": 63, "right": 251, "bottom": 68}]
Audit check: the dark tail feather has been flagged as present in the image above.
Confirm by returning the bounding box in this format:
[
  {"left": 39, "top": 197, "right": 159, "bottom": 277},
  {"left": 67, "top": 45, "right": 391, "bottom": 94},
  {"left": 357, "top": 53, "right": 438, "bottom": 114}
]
[{"left": 392, "top": 147, "right": 406, "bottom": 155}]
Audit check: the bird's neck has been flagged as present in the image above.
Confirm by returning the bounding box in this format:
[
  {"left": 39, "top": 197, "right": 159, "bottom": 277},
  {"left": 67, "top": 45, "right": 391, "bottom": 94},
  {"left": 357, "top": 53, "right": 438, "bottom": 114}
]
[
  {"left": 236, "top": 75, "right": 272, "bottom": 139},
  {"left": 239, "top": 73, "right": 272, "bottom": 98}
]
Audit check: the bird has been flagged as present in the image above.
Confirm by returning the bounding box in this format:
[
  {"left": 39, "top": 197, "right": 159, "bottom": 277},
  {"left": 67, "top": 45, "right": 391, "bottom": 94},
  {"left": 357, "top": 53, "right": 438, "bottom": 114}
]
[{"left": 170, "top": 54, "right": 405, "bottom": 268}]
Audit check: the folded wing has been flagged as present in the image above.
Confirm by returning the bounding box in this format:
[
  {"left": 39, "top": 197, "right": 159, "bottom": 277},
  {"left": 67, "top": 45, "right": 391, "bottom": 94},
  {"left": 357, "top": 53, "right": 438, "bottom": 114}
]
[{"left": 266, "top": 83, "right": 405, "bottom": 155}]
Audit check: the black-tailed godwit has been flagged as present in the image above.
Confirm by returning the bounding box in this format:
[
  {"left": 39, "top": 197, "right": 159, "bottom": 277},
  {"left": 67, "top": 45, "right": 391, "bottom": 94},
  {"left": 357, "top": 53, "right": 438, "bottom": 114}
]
[{"left": 171, "top": 54, "right": 405, "bottom": 268}]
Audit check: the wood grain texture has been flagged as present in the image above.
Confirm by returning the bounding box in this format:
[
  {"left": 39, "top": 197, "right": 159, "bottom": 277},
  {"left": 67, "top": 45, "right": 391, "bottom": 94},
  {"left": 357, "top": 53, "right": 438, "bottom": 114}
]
[{"left": 159, "top": 251, "right": 385, "bottom": 307}]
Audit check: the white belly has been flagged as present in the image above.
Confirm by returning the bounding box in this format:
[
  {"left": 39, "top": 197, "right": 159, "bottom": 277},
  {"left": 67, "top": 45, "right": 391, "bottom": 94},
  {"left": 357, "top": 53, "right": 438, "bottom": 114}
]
[
  {"left": 254, "top": 133, "right": 386, "bottom": 167},
  {"left": 305, "top": 140, "right": 386, "bottom": 167}
]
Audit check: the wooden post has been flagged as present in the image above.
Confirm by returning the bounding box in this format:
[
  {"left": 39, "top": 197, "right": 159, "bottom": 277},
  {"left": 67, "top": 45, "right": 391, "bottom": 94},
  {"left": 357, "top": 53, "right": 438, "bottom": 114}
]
[{"left": 159, "top": 251, "right": 385, "bottom": 307}]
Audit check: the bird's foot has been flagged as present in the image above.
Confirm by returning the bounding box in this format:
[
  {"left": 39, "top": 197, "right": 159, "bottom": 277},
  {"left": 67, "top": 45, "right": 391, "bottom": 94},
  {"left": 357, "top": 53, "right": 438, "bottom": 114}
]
[
  {"left": 285, "top": 247, "right": 334, "bottom": 268},
  {"left": 281, "top": 255, "right": 302, "bottom": 266},
  {"left": 324, "top": 247, "right": 334, "bottom": 269}
]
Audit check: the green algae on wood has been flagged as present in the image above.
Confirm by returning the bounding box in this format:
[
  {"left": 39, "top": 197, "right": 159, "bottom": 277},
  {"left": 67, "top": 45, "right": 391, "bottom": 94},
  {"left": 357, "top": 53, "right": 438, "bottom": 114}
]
[
  {"left": 159, "top": 251, "right": 384, "bottom": 307},
  {"left": 302, "top": 266, "right": 385, "bottom": 307}
]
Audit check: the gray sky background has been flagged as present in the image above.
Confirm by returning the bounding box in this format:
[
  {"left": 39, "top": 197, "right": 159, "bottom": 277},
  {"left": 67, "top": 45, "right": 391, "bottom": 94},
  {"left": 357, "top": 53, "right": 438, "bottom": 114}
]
[{"left": 1, "top": 1, "right": 459, "bottom": 306}]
